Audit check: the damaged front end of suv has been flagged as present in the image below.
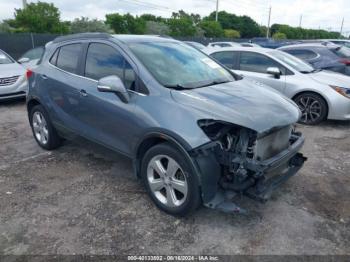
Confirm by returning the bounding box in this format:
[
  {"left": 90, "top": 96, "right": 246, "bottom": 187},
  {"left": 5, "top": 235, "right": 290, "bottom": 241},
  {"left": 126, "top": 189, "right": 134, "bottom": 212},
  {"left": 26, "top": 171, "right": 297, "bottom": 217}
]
[{"left": 191, "top": 119, "right": 307, "bottom": 213}]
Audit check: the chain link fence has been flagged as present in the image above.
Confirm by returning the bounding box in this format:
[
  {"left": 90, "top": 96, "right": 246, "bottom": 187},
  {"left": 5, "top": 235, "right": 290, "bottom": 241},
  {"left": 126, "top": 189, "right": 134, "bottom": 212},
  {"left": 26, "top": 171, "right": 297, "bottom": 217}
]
[
  {"left": 0, "top": 33, "right": 292, "bottom": 60},
  {"left": 0, "top": 33, "right": 60, "bottom": 59}
]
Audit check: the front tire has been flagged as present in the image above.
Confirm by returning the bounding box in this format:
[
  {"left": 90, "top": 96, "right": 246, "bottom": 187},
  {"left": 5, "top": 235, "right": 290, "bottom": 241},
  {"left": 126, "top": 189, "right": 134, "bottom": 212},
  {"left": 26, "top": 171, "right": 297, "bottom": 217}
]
[
  {"left": 29, "top": 105, "right": 62, "bottom": 150},
  {"left": 294, "top": 92, "right": 327, "bottom": 125},
  {"left": 141, "top": 143, "right": 201, "bottom": 216}
]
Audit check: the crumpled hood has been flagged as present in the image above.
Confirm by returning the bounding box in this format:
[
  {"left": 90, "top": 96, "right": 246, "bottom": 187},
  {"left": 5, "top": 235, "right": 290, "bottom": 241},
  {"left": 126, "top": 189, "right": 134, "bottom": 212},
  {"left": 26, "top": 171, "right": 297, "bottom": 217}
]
[
  {"left": 309, "top": 70, "right": 350, "bottom": 87},
  {"left": 171, "top": 79, "right": 300, "bottom": 134},
  {"left": 0, "top": 62, "right": 25, "bottom": 78}
]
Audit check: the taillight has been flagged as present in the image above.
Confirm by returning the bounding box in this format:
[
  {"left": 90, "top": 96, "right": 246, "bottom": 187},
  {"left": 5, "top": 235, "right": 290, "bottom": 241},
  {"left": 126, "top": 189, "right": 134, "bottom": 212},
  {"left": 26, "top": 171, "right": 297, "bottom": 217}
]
[
  {"left": 339, "top": 58, "right": 350, "bottom": 65},
  {"left": 26, "top": 69, "right": 33, "bottom": 79}
]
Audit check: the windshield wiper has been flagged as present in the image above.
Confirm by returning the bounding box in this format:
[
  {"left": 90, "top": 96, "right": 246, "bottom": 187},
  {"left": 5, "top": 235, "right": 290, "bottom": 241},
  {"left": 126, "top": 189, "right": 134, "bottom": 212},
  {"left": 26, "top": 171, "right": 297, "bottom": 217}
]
[
  {"left": 163, "top": 84, "right": 191, "bottom": 90},
  {"left": 195, "top": 80, "right": 231, "bottom": 88}
]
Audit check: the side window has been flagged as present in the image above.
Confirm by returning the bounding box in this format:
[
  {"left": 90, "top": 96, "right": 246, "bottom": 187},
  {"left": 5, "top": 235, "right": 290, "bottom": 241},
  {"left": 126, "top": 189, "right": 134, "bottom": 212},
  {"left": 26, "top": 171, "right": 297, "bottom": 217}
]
[
  {"left": 49, "top": 48, "right": 59, "bottom": 65},
  {"left": 239, "top": 52, "right": 285, "bottom": 74},
  {"left": 211, "top": 51, "right": 238, "bottom": 69},
  {"left": 285, "top": 49, "right": 318, "bottom": 60},
  {"left": 85, "top": 43, "right": 136, "bottom": 90},
  {"left": 56, "top": 44, "right": 82, "bottom": 73}
]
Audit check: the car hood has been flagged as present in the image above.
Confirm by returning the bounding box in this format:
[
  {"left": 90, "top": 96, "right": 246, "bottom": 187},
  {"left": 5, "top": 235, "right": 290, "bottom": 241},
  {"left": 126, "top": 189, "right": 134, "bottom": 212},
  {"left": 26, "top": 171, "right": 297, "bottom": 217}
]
[
  {"left": 0, "top": 62, "right": 25, "bottom": 78},
  {"left": 309, "top": 70, "right": 350, "bottom": 87},
  {"left": 171, "top": 79, "right": 300, "bottom": 134}
]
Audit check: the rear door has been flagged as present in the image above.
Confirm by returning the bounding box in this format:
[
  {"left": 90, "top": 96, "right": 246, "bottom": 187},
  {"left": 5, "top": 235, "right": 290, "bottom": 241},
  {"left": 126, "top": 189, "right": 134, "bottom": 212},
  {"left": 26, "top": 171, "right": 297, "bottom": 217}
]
[
  {"left": 234, "top": 51, "right": 287, "bottom": 93},
  {"left": 43, "top": 42, "right": 85, "bottom": 133}
]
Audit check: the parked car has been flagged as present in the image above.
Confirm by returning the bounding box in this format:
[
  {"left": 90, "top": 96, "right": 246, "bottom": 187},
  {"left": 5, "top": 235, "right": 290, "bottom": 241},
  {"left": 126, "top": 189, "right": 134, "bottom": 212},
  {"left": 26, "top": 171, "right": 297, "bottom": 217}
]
[
  {"left": 206, "top": 46, "right": 350, "bottom": 124},
  {"left": 18, "top": 46, "right": 45, "bottom": 68},
  {"left": 207, "top": 41, "right": 241, "bottom": 48},
  {"left": 27, "top": 33, "right": 306, "bottom": 216},
  {"left": 0, "top": 49, "right": 28, "bottom": 101},
  {"left": 240, "top": 42, "right": 261, "bottom": 47},
  {"left": 184, "top": 41, "right": 206, "bottom": 50},
  {"left": 278, "top": 43, "right": 350, "bottom": 76}
]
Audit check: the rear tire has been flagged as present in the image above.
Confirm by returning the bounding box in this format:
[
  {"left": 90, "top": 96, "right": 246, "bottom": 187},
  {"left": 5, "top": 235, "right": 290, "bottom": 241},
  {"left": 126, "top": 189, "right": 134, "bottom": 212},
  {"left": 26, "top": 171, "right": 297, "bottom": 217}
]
[
  {"left": 293, "top": 92, "right": 327, "bottom": 125},
  {"left": 29, "top": 105, "right": 62, "bottom": 150},
  {"left": 141, "top": 142, "right": 201, "bottom": 217}
]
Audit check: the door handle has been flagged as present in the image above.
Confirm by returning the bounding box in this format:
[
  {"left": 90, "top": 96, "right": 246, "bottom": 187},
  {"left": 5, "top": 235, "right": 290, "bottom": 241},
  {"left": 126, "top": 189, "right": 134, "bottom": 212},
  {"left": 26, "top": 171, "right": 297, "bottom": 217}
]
[
  {"left": 41, "top": 74, "right": 48, "bottom": 80},
  {"left": 79, "top": 89, "right": 88, "bottom": 97}
]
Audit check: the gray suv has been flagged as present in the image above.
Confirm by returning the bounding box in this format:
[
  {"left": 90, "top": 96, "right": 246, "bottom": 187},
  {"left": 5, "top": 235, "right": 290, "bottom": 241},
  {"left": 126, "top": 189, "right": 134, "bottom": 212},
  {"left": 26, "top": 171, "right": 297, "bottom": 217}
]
[{"left": 26, "top": 33, "right": 306, "bottom": 216}]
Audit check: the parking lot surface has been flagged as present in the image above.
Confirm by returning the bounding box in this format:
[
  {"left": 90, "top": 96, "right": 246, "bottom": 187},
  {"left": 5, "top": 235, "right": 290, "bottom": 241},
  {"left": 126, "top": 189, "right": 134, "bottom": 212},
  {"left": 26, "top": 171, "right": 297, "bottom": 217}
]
[{"left": 0, "top": 100, "right": 349, "bottom": 255}]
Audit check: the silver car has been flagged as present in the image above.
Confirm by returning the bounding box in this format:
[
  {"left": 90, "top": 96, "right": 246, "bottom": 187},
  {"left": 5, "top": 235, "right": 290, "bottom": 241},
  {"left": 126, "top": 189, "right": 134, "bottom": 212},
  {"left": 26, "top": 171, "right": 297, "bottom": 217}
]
[
  {"left": 206, "top": 46, "right": 350, "bottom": 124},
  {"left": 0, "top": 49, "right": 28, "bottom": 101}
]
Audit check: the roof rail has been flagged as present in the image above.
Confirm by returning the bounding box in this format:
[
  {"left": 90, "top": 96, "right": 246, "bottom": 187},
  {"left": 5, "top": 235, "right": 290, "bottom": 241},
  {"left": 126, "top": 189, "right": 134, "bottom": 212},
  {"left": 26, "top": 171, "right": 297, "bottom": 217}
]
[{"left": 53, "top": 33, "right": 112, "bottom": 43}]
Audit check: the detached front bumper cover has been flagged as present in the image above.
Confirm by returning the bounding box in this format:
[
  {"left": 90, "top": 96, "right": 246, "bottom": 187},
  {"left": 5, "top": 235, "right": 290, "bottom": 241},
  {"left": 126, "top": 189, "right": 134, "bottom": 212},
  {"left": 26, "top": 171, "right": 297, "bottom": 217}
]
[{"left": 195, "top": 131, "right": 307, "bottom": 214}]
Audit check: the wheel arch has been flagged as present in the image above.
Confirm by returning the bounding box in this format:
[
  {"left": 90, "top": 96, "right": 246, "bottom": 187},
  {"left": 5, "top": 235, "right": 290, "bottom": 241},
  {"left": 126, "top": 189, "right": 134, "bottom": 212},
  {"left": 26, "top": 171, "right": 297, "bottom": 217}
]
[
  {"left": 133, "top": 131, "right": 197, "bottom": 178},
  {"left": 26, "top": 97, "right": 42, "bottom": 117}
]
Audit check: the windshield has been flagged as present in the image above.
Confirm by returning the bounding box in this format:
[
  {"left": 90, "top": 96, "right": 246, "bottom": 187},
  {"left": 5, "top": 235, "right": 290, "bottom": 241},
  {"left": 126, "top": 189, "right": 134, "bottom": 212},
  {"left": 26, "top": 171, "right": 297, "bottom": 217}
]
[
  {"left": 332, "top": 46, "right": 350, "bottom": 58},
  {"left": 268, "top": 50, "right": 314, "bottom": 73},
  {"left": 128, "top": 41, "right": 235, "bottom": 89},
  {"left": 0, "top": 50, "right": 14, "bottom": 64}
]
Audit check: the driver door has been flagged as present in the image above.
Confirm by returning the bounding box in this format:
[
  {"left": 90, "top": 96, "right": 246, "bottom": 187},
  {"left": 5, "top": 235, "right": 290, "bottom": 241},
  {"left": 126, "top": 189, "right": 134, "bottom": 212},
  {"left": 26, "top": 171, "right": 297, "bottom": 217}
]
[
  {"left": 234, "top": 51, "right": 287, "bottom": 94},
  {"left": 74, "top": 42, "right": 139, "bottom": 155}
]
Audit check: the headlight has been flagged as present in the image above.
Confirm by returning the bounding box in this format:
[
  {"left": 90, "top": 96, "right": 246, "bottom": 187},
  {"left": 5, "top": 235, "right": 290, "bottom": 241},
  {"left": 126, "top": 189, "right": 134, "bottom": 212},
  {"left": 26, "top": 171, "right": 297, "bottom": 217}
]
[{"left": 330, "top": 85, "right": 350, "bottom": 99}]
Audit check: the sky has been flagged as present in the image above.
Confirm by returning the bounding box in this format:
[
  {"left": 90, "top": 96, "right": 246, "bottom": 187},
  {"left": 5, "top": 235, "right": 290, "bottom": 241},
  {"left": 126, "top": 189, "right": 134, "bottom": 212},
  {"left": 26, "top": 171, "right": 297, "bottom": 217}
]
[{"left": 0, "top": 0, "right": 349, "bottom": 35}]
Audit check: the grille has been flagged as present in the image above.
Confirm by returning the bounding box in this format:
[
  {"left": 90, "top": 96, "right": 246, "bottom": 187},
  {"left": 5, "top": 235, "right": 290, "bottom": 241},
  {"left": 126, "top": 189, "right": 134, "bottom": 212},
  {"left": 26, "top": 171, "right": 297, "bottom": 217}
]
[{"left": 0, "top": 75, "right": 20, "bottom": 86}]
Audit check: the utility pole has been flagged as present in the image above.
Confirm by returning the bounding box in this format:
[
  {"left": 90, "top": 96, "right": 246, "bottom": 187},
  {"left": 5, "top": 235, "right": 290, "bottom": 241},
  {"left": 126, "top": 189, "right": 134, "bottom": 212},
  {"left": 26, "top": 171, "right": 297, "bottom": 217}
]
[
  {"left": 215, "top": 0, "right": 219, "bottom": 22},
  {"left": 299, "top": 15, "right": 303, "bottom": 28},
  {"left": 340, "top": 18, "right": 344, "bottom": 38},
  {"left": 266, "top": 6, "right": 271, "bottom": 39},
  {"left": 22, "top": 0, "right": 27, "bottom": 8}
]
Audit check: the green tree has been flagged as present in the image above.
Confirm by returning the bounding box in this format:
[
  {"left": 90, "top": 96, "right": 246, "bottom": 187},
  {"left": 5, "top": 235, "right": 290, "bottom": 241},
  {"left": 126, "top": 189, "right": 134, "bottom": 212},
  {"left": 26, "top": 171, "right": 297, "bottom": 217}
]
[
  {"left": 167, "top": 11, "right": 197, "bottom": 37},
  {"left": 70, "top": 17, "right": 111, "bottom": 33},
  {"left": 272, "top": 32, "right": 287, "bottom": 39},
  {"left": 204, "top": 11, "right": 261, "bottom": 38},
  {"left": 199, "top": 21, "right": 223, "bottom": 37},
  {"left": 0, "top": 21, "right": 12, "bottom": 33},
  {"left": 106, "top": 13, "right": 145, "bottom": 34},
  {"left": 7, "top": 1, "right": 69, "bottom": 33},
  {"left": 145, "top": 21, "right": 170, "bottom": 35},
  {"left": 224, "top": 29, "right": 240, "bottom": 38}
]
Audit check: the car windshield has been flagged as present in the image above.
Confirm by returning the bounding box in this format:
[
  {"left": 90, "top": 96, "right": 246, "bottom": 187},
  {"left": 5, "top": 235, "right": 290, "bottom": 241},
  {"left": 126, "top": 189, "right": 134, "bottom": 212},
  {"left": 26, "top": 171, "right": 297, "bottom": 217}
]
[
  {"left": 268, "top": 50, "right": 314, "bottom": 73},
  {"left": 129, "top": 41, "right": 235, "bottom": 89},
  {"left": 0, "top": 50, "right": 14, "bottom": 64},
  {"left": 332, "top": 46, "right": 350, "bottom": 58}
]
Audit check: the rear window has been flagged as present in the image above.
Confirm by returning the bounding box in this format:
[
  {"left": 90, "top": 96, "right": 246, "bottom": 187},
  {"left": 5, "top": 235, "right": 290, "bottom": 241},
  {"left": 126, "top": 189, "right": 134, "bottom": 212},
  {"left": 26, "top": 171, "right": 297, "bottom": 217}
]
[
  {"left": 284, "top": 49, "right": 318, "bottom": 60},
  {"left": 0, "top": 50, "right": 14, "bottom": 64},
  {"left": 55, "top": 44, "right": 82, "bottom": 74},
  {"left": 331, "top": 46, "right": 350, "bottom": 58}
]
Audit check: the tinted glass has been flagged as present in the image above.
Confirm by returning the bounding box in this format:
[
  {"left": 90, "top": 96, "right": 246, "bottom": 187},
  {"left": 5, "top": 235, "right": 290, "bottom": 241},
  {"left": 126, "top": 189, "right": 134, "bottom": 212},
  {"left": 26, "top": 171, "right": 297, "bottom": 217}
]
[
  {"left": 269, "top": 50, "right": 314, "bottom": 73},
  {"left": 21, "top": 47, "right": 44, "bottom": 60},
  {"left": 284, "top": 49, "right": 318, "bottom": 60},
  {"left": 49, "top": 48, "right": 59, "bottom": 65},
  {"left": 128, "top": 41, "right": 234, "bottom": 89},
  {"left": 0, "top": 50, "right": 14, "bottom": 64},
  {"left": 85, "top": 43, "right": 135, "bottom": 89},
  {"left": 239, "top": 52, "right": 284, "bottom": 74},
  {"left": 56, "top": 44, "right": 82, "bottom": 73},
  {"left": 211, "top": 51, "right": 238, "bottom": 69},
  {"left": 331, "top": 46, "right": 350, "bottom": 58}
]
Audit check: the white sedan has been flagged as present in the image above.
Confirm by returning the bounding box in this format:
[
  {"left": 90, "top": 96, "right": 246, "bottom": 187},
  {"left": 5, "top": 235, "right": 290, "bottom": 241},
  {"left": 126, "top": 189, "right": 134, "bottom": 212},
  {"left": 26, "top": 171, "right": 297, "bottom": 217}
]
[
  {"left": 205, "top": 46, "right": 350, "bottom": 124},
  {"left": 0, "top": 49, "right": 27, "bottom": 101}
]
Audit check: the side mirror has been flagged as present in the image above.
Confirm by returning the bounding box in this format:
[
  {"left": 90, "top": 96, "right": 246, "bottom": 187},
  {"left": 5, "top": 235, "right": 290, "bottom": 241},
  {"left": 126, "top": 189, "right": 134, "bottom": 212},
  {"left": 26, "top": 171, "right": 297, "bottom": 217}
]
[
  {"left": 97, "top": 75, "right": 130, "bottom": 103},
  {"left": 18, "top": 57, "right": 30, "bottom": 64},
  {"left": 267, "top": 67, "right": 281, "bottom": 79}
]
